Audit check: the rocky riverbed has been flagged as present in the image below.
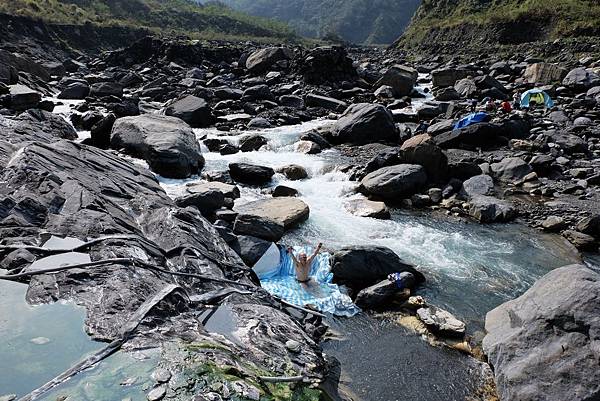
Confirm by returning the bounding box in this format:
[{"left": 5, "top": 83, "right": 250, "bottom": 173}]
[{"left": 1, "top": 25, "right": 600, "bottom": 401}]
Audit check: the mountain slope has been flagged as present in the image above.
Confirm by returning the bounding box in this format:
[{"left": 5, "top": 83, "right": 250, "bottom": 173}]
[
  {"left": 0, "top": 0, "right": 294, "bottom": 41},
  {"left": 400, "top": 0, "right": 600, "bottom": 50},
  {"left": 212, "top": 0, "right": 421, "bottom": 44}
]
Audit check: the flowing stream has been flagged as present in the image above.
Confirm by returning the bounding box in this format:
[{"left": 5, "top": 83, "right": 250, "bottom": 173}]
[{"left": 159, "top": 117, "right": 580, "bottom": 400}]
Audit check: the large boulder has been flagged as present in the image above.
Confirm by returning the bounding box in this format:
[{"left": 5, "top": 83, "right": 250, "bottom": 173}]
[
  {"left": 431, "top": 68, "right": 470, "bottom": 87},
  {"left": 547, "top": 130, "right": 588, "bottom": 154},
  {"left": 330, "top": 246, "right": 424, "bottom": 290},
  {"left": 459, "top": 174, "right": 494, "bottom": 199},
  {"left": 468, "top": 195, "right": 516, "bottom": 223},
  {"left": 233, "top": 214, "right": 284, "bottom": 242},
  {"left": 328, "top": 103, "right": 398, "bottom": 145},
  {"left": 522, "top": 63, "right": 567, "bottom": 84},
  {"left": 562, "top": 67, "right": 600, "bottom": 90},
  {"left": 304, "top": 94, "right": 347, "bottom": 112},
  {"left": 434, "top": 122, "right": 505, "bottom": 150},
  {"left": 361, "top": 164, "right": 427, "bottom": 199},
  {"left": 490, "top": 157, "right": 533, "bottom": 182},
  {"left": 355, "top": 277, "right": 412, "bottom": 309},
  {"left": 229, "top": 162, "right": 274, "bottom": 185},
  {"left": 8, "top": 84, "right": 41, "bottom": 111},
  {"left": 299, "top": 46, "right": 357, "bottom": 84},
  {"left": 175, "top": 188, "right": 225, "bottom": 214},
  {"left": 0, "top": 109, "right": 77, "bottom": 144},
  {"left": 239, "top": 135, "right": 268, "bottom": 152},
  {"left": 277, "top": 164, "right": 308, "bottom": 180},
  {"left": 343, "top": 199, "right": 390, "bottom": 219},
  {"left": 58, "top": 82, "right": 90, "bottom": 100},
  {"left": 17, "top": 109, "right": 77, "bottom": 141},
  {"left": 233, "top": 235, "right": 273, "bottom": 267},
  {"left": 398, "top": 134, "right": 448, "bottom": 182},
  {"left": 110, "top": 114, "right": 204, "bottom": 178},
  {"left": 483, "top": 264, "right": 600, "bottom": 401},
  {"left": 235, "top": 197, "right": 309, "bottom": 229},
  {"left": 416, "top": 306, "right": 466, "bottom": 337},
  {"left": 245, "top": 47, "right": 291, "bottom": 74},
  {"left": 90, "top": 82, "right": 123, "bottom": 98},
  {"left": 0, "top": 62, "right": 18, "bottom": 85},
  {"left": 165, "top": 95, "right": 214, "bottom": 128},
  {"left": 375, "top": 65, "right": 418, "bottom": 98}
]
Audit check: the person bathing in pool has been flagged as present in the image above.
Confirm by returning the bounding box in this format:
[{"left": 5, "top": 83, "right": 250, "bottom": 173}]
[{"left": 287, "top": 243, "right": 323, "bottom": 286}]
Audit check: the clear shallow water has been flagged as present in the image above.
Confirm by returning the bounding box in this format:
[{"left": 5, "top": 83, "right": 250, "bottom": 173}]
[
  {"left": 38, "top": 349, "right": 159, "bottom": 401},
  {"left": 0, "top": 279, "right": 101, "bottom": 397},
  {"left": 323, "top": 315, "right": 485, "bottom": 401}
]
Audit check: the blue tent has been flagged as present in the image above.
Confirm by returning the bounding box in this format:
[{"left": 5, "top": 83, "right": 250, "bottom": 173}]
[
  {"left": 454, "top": 112, "right": 490, "bottom": 130},
  {"left": 521, "top": 89, "right": 554, "bottom": 108}
]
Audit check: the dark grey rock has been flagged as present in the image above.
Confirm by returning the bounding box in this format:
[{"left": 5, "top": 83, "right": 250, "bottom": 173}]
[
  {"left": 355, "top": 279, "right": 410, "bottom": 309},
  {"left": 90, "top": 82, "right": 123, "bottom": 98},
  {"left": 490, "top": 157, "right": 533, "bottom": 182},
  {"left": 328, "top": 103, "right": 397, "bottom": 145},
  {"left": 460, "top": 174, "right": 494, "bottom": 199},
  {"left": 58, "top": 82, "right": 90, "bottom": 100},
  {"left": 277, "top": 164, "right": 308, "bottom": 180},
  {"left": 331, "top": 246, "right": 424, "bottom": 290},
  {"left": 233, "top": 235, "right": 273, "bottom": 267},
  {"left": 8, "top": 84, "right": 41, "bottom": 111},
  {"left": 246, "top": 47, "right": 291, "bottom": 74},
  {"left": 233, "top": 214, "right": 284, "bottom": 242},
  {"left": 304, "top": 94, "right": 347, "bottom": 112},
  {"left": 374, "top": 65, "right": 418, "bottom": 98},
  {"left": 417, "top": 306, "right": 466, "bottom": 337},
  {"left": 468, "top": 195, "right": 516, "bottom": 223},
  {"left": 229, "top": 162, "right": 274, "bottom": 185},
  {"left": 235, "top": 197, "right": 309, "bottom": 229},
  {"left": 360, "top": 164, "right": 427, "bottom": 199},
  {"left": 239, "top": 135, "right": 268, "bottom": 152},
  {"left": 272, "top": 185, "right": 298, "bottom": 197},
  {"left": 165, "top": 95, "right": 214, "bottom": 128}
]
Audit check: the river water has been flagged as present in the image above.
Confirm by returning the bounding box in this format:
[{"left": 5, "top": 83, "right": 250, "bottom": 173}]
[{"left": 0, "top": 85, "right": 581, "bottom": 400}]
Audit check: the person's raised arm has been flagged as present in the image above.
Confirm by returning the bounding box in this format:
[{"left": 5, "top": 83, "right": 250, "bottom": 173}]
[
  {"left": 287, "top": 246, "right": 299, "bottom": 265},
  {"left": 307, "top": 242, "right": 323, "bottom": 264}
]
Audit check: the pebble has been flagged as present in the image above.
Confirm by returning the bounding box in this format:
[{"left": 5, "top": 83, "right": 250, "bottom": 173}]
[
  {"left": 151, "top": 368, "right": 172, "bottom": 384},
  {"left": 285, "top": 339, "right": 302, "bottom": 353},
  {"left": 147, "top": 385, "right": 167, "bottom": 401},
  {"left": 29, "top": 337, "right": 50, "bottom": 345}
]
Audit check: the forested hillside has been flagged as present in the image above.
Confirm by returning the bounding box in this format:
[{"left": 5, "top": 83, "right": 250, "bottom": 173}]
[
  {"left": 212, "top": 0, "right": 421, "bottom": 44},
  {"left": 0, "top": 0, "right": 294, "bottom": 41},
  {"left": 400, "top": 0, "right": 600, "bottom": 49}
]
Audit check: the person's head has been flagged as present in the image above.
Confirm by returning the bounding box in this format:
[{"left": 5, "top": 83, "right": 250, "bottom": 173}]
[{"left": 299, "top": 252, "right": 307, "bottom": 263}]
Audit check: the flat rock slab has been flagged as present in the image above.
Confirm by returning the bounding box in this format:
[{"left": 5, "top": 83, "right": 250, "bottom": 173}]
[
  {"left": 416, "top": 306, "right": 466, "bottom": 337},
  {"left": 344, "top": 199, "right": 390, "bottom": 219},
  {"left": 185, "top": 181, "right": 240, "bottom": 199},
  {"left": 236, "top": 198, "right": 309, "bottom": 229}
]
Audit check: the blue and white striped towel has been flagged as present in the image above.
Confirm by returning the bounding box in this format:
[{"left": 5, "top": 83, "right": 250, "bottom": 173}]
[{"left": 258, "top": 246, "right": 360, "bottom": 317}]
